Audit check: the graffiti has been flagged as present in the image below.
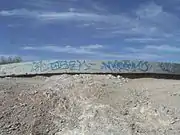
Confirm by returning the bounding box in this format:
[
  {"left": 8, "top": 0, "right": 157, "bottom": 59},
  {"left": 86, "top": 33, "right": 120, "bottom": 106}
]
[
  {"left": 50, "top": 60, "right": 96, "bottom": 71},
  {"left": 1, "top": 59, "right": 180, "bottom": 76},
  {"left": 101, "top": 60, "right": 152, "bottom": 72},
  {"left": 159, "top": 63, "right": 175, "bottom": 73},
  {"left": 0, "top": 66, "right": 6, "bottom": 75},
  {"left": 0, "top": 65, "right": 18, "bottom": 75},
  {"left": 31, "top": 60, "right": 96, "bottom": 72},
  {"left": 31, "top": 61, "right": 50, "bottom": 72}
]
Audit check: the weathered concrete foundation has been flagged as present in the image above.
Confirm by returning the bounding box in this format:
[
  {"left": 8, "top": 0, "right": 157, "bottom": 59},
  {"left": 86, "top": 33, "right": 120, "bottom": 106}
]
[{"left": 0, "top": 60, "right": 180, "bottom": 78}]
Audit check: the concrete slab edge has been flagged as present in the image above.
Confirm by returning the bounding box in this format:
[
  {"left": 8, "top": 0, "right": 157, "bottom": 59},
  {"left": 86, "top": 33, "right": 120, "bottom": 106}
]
[{"left": 0, "top": 60, "right": 180, "bottom": 77}]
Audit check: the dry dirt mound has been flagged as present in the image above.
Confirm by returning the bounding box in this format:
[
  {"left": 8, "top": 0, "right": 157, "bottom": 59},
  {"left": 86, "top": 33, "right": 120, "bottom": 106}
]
[{"left": 0, "top": 74, "right": 180, "bottom": 135}]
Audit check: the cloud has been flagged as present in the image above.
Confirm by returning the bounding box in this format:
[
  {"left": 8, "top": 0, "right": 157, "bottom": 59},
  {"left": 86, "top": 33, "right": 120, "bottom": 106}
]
[
  {"left": 21, "top": 44, "right": 165, "bottom": 61},
  {"left": 97, "top": 52, "right": 161, "bottom": 60},
  {"left": 22, "top": 43, "right": 179, "bottom": 61},
  {"left": 126, "top": 44, "right": 180, "bottom": 54},
  {"left": 136, "top": 2, "right": 180, "bottom": 30},
  {"left": 123, "top": 44, "right": 180, "bottom": 62},
  {"left": 124, "top": 37, "right": 163, "bottom": 43},
  {"left": 24, "top": 0, "right": 71, "bottom": 10},
  {"left": 39, "top": 12, "right": 105, "bottom": 22},
  {"left": 85, "top": 50, "right": 163, "bottom": 61},
  {"left": 122, "top": 44, "right": 180, "bottom": 61},
  {"left": 2, "top": 2, "right": 177, "bottom": 39},
  {"left": 1, "top": 1, "right": 180, "bottom": 47},
  {"left": 145, "top": 45, "right": 180, "bottom": 52},
  {"left": 107, "top": 26, "right": 164, "bottom": 38},
  {"left": 80, "top": 44, "right": 103, "bottom": 49},
  {"left": 136, "top": 2, "right": 163, "bottom": 19},
  {"left": 21, "top": 45, "right": 126, "bottom": 60},
  {"left": 0, "top": 9, "right": 39, "bottom": 17},
  {"left": 95, "top": 2, "right": 180, "bottom": 38},
  {"left": 7, "top": 24, "right": 22, "bottom": 28},
  {"left": 22, "top": 44, "right": 103, "bottom": 54},
  {"left": 0, "top": 9, "right": 131, "bottom": 26}
]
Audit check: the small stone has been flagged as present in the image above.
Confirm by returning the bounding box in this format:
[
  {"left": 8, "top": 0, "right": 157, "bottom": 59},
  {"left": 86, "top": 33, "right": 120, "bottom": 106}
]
[
  {"left": 33, "top": 114, "right": 37, "bottom": 118},
  {"left": 107, "top": 74, "right": 113, "bottom": 79},
  {"left": 117, "top": 75, "right": 122, "bottom": 79},
  {"left": 34, "top": 90, "right": 38, "bottom": 94},
  {"left": 55, "top": 132, "right": 61, "bottom": 135},
  {"left": 125, "top": 79, "right": 128, "bottom": 83},
  {"left": 46, "top": 128, "right": 49, "bottom": 132},
  {"left": 20, "top": 103, "right": 27, "bottom": 107}
]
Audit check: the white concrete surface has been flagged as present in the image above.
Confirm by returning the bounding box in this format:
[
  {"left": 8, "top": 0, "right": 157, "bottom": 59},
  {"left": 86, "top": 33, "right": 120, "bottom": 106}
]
[{"left": 0, "top": 60, "right": 179, "bottom": 76}]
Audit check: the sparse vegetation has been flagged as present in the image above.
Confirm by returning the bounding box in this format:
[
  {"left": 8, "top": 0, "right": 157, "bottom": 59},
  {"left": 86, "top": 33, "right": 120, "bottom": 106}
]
[{"left": 0, "top": 56, "right": 23, "bottom": 65}]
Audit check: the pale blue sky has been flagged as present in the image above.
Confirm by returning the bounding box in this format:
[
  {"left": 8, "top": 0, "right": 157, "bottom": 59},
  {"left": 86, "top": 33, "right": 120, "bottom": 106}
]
[{"left": 0, "top": 0, "right": 180, "bottom": 62}]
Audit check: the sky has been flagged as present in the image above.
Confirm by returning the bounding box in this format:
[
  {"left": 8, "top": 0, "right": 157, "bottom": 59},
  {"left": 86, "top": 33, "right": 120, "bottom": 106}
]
[{"left": 0, "top": 0, "right": 180, "bottom": 62}]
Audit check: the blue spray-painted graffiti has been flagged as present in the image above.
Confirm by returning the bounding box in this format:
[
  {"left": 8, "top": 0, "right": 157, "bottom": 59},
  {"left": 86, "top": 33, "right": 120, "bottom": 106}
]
[
  {"left": 159, "top": 63, "right": 175, "bottom": 73},
  {"left": 50, "top": 60, "right": 92, "bottom": 71},
  {"left": 0, "top": 66, "right": 7, "bottom": 74},
  {"left": 101, "top": 60, "right": 152, "bottom": 72},
  {"left": 31, "top": 61, "right": 50, "bottom": 72},
  {"left": 31, "top": 60, "right": 97, "bottom": 72}
]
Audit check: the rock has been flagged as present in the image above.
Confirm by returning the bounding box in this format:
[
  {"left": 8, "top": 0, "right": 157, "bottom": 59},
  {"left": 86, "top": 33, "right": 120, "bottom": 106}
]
[{"left": 117, "top": 75, "right": 122, "bottom": 79}]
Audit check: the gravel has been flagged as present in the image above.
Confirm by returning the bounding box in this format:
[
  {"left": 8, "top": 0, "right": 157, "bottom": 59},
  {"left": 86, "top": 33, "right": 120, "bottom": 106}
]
[{"left": 0, "top": 74, "right": 180, "bottom": 135}]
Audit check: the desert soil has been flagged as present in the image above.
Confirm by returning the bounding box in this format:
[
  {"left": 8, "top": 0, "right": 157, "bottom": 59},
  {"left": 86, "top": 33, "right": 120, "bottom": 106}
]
[{"left": 0, "top": 74, "right": 180, "bottom": 135}]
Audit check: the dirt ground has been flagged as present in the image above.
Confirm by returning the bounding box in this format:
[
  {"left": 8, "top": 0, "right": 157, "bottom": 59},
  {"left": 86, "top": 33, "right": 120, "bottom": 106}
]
[{"left": 0, "top": 74, "right": 180, "bottom": 135}]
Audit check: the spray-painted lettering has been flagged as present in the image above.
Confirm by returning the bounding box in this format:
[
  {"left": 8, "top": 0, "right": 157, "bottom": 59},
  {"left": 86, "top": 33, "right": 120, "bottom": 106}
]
[
  {"left": 31, "top": 60, "right": 96, "bottom": 72},
  {"left": 50, "top": 60, "right": 96, "bottom": 71},
  {"left": 101, "top": 60, "right": 152, "bottom": 72},
  {"left": 159, "top": 63, "right": 175, "bottom": 73},
  {"left": 31, "top": 61, "right": 50, "bottom": 72}
]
